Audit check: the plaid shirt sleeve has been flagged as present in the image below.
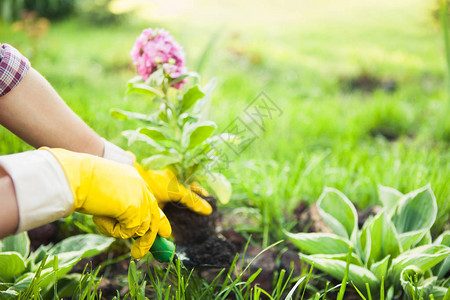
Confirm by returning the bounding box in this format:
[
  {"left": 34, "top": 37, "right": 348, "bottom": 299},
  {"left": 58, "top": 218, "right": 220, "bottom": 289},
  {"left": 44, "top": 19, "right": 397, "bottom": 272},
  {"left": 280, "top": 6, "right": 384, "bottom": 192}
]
[{"left": 0, "top": 44, "right": 31, "bottom": 97}]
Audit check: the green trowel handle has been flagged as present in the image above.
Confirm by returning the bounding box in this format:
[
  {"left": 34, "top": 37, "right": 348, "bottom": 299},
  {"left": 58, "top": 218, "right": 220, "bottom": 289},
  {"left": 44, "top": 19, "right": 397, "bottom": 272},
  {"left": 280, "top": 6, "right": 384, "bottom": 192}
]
[{"left": 150, "top": 235, "right": 175, "bottom": 263}]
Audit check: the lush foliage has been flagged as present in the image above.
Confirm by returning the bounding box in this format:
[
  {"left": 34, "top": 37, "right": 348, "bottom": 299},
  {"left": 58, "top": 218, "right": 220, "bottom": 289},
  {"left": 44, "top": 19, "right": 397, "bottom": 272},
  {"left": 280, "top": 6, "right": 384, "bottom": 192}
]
[
  {"left": 286, "top": 185, "right": 450, "bottom": 299},
  {"left": 0, "top": 232, "right": 113, "bottom": 299},
  {"left": 112, "top": 28, "right": 234, "bottom": 203}
]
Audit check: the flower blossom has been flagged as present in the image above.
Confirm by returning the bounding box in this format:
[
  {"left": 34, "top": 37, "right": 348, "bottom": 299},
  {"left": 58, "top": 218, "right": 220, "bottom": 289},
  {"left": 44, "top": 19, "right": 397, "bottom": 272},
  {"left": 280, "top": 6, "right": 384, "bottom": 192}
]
[{"left": 130, "top": 28, "right": 187, "bottom": 88}]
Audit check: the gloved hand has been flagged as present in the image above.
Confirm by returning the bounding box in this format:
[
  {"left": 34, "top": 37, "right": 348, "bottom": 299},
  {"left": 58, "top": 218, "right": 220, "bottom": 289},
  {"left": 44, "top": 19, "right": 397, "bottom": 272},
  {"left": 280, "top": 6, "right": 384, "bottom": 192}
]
[
  {"left": 102, "top": 139, "right": 212, "bottom": 215},
  {"left": 45, "top": 148, "right": 172, "bottom": 259},
  {"left": 0, "top": 148, "right": 171, "bottom": 259},
  {"left": 134, "top": 165, "right": 212, "bottom": 215}
]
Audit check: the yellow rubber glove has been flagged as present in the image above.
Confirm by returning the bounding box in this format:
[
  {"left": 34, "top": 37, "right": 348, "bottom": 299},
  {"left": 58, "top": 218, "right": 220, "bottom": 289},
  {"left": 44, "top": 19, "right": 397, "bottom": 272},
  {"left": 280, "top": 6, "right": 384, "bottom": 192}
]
[
  {"left": 44, "top": 148, "right": 171, "bottom": 259},
  {"left": 134, "top": 164, "right": 213, "bottom": 215}
]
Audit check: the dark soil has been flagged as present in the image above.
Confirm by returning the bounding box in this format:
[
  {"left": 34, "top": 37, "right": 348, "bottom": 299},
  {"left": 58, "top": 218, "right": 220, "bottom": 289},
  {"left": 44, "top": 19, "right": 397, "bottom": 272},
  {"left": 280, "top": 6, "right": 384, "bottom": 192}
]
[
  {"left": 340, "top": 72, "right": 397, "bottom": 93},
  {"left": 183, "top": 236, "right": 236, "bottom": 267},
  {"left": 295, "top": 203, "right": 333, "bottom": 233},
  {"left": 28, "top": 222, "right": 60, "bottom": 251},
  {"left": 163, "top": 195, "right": 236, "bottom": 267}
]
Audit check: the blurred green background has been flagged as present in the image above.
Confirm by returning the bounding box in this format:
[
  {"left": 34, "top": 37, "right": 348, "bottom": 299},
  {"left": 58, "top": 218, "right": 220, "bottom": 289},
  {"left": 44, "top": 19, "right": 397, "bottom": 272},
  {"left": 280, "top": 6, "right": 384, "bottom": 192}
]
[{"left": 0, "top": 0, "right": 449, "bottom": 239}]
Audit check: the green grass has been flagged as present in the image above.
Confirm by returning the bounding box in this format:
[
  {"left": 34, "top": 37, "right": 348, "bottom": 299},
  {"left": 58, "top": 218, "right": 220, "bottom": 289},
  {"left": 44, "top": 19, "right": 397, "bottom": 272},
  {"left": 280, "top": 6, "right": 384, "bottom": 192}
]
[{"left": 0, "top": 0, "right": 449, "bottom": 297}]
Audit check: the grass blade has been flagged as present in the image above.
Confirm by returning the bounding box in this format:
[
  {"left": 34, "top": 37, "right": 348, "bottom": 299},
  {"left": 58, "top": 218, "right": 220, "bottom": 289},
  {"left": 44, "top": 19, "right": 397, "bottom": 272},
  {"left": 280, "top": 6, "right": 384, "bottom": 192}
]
[
  {"left": 285, "top": 275, "right": 306, "bottom": 300},
  {"left": 337, "top": 247, "right": 352, "bottom": 300}
]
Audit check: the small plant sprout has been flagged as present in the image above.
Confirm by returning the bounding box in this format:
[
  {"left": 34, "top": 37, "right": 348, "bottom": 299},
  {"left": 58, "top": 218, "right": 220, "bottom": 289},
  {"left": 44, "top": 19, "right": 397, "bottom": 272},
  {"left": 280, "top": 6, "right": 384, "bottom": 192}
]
[{"left": 112, "top": 28, "right": 236, "bottom": 203}]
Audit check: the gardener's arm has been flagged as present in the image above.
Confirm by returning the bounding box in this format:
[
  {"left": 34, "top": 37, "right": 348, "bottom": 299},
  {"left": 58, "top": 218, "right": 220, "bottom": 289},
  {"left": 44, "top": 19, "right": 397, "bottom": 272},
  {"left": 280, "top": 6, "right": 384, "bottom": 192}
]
[{"left": 0, "top": 67, "right": 104, "bottom": 157}]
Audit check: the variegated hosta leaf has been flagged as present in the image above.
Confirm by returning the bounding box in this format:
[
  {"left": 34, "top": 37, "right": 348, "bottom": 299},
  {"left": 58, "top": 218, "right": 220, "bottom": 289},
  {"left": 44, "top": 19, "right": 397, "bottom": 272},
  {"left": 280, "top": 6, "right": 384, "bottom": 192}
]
[
  {"left": 377, "top": 185, "right": 403, "bottom": 215},
  {"left": 433, "top": 231, "right": 450, "bottom": 279},
  {"left": 285, "top": 232, "right": 353, "bottom": 255},
  {"left": 370, "top": 255, "right": 391, "bottom": 280},
  {"left": 389, "top": 244, "right": 450, "bottom": 287},
  {"left": 361, "top": 212, "right": 401, "bottom": 267},
  {"left": 0, "top": 252, "right": 26, "bottom": 282},
  {"left": 303, "top": 253, "right": 363, "bottom": 266},
  {"left": 400, "top": 266, "right": 436, "bottom": 300},
  {"left": 301, "top": 254, "right": 379, "bottom": 293},
  {"left": 0, "top": 232, "right": 30, "bottom": 258},
  {"left": 391, "top": 185, "right": 437, "bottom": 250},
  {"left": 317, "top": 187, "right": 358, "bottom": 240}
]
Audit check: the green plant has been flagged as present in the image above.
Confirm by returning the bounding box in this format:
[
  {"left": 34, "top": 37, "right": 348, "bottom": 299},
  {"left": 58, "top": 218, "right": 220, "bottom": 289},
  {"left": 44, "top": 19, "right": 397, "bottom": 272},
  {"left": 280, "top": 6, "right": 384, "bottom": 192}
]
[
  {"left": 0, "top": 232, "right": 114, "bottom": 298},
  {"left": 286, "top": 185, "right": 450, "bottom": 299},
  {"left": 111, "top": 29, "right": 235, "bottom": 203}
]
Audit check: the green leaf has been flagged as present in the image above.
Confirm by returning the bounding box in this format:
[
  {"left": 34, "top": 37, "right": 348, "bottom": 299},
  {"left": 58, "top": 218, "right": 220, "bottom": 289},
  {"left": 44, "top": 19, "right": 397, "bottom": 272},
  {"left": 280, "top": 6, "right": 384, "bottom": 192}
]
[
  {"left": 370, "top": 255, "right": 390, "bottom": 280},
  {"left": 138, "top": 126, "right": 170, "bottom": 141},
  {"left": 110, "top": 108, "right": 160, "bottom": 125},
  {"left": 364, "top": 212, "right": 401, "bottom": 266},
  {"left": 126, "top": 82, "right": 164, "bottom": 98},
  {"left": 0, "top": 290, "right": 18, "bottom": 299},
  {"left": 182, "top": 121, "right": 217, "bottom": 150},
  {"left": 205, "top": 172, "right": 232, "bottom": 204},
  {"left": 304, "top": 253, "right": 363, "bottom": 266},
  {"left": 434, "top": 231, "right": 450, "bottom": 279},
  {"left": 128, "top": 260, "right": 138, "bottom": 296},
  {"left": 377, "top": 185, "right": 403, "bottom": 215},
  {"left": 317, "top": 187, "right": 358, "bottom": 240},
  {"left": 12, "top": 260, "right": 79, "bottom": 293},
  {"left": 390, "top": 244, "right": 450, "bottom": 285},
  {"left": 122, "top": 130, "right": 166, "bottom": 151},
  {"left": 0, "top": 232, "right": 30, "bottom": 258},
  {"left": 301, "top": 254, "right": 379, "bottom": 292},
  {"left": 181, "top": 85, "right": 205, "bottom": 112},
  {"left": 285, "top": 232, "right": 353, "bottom": 255},
  {"left": 0, "top": 252, "right": 26, "bottom": 282},
  {"left": 142, "top": 154, "right": 180, "bottom": 170},
  {"left": 391, "top": 185, "right": 437, "bottom": 250},
  {"left": 49, "top": 234, "right": 114, "bottom": 262}
]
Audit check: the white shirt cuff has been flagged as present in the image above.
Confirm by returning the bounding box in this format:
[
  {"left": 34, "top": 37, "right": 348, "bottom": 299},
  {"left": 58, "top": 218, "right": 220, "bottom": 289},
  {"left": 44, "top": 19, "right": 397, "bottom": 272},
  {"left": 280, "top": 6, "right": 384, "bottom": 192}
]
[
  {"left": 0, "top": 150, "right": 74, "bottom": 233},
  {"left": 102, "top": 139, "right": 134, "bottom": 165}
]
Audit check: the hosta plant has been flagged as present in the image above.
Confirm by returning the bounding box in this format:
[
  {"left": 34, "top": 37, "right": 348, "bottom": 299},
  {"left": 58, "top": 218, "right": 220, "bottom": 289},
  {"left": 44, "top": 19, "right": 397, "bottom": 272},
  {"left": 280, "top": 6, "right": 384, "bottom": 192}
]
[
  {"left": 285, "top": 185, "right": 450, "bottom": 299},
  {"left": 111, "top": 28, "right": 234, "bottom": 203},
  {"left": 0, "top": 232, "right": 113, "bottom": 299}
]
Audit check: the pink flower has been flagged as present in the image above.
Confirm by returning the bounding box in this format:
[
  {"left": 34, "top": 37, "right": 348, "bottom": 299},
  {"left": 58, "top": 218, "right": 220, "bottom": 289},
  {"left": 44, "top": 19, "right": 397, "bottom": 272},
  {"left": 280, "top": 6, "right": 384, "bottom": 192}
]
[{"left": 130, "top": 28, "right": 187, "bottom": 89}]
